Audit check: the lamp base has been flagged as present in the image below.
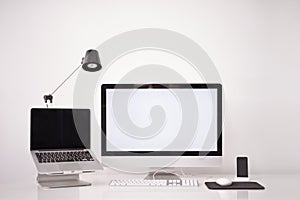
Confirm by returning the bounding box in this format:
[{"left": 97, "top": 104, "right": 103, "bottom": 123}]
[{"left": 43, "top": 94, "right": 53, "bottom": 107}]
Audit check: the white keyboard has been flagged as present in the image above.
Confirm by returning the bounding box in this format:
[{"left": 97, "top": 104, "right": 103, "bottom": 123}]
[{"left": 109, "top": 179, "right": 199, "bottom": 187}]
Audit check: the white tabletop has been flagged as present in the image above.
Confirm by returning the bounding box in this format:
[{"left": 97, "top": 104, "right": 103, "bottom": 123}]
[{"left": 0, "top": 171, "right": 298, "bottom": 200}]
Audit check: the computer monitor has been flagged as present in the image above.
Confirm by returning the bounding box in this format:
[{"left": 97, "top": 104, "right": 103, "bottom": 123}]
[{"left": 100, "top": 83, "right": 222, "bottom": 174}]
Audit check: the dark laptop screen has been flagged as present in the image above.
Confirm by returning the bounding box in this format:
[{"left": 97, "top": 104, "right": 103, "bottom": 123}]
[{"left": 30, "top": 108, "right": 90, "bottom": 150}]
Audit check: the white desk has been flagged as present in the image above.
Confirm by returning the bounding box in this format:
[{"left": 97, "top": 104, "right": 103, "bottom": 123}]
[{"left": 0, "top": 172, "right": 298, "bottom": 200}]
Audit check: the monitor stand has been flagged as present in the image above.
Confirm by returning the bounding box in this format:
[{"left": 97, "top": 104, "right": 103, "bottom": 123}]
[
  {"left": 144, "top": 168, "right": 181, "bottom": 180},
  {"left": 37, "top": 174, "right": 91, "bottom": 189}
]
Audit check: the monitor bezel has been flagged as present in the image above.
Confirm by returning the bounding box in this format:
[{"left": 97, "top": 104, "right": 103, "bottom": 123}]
[{"left": 101, "top": 83, "right": 222, "bottom": 157}]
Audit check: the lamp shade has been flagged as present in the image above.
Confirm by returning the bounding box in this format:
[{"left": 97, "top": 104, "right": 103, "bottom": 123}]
[{"left": 82, "top": 49, "right": 102, "bottom": 72}]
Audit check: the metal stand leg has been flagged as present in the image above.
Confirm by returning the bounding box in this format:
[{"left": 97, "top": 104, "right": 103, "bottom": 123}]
[{"left": 37, "top": 174, "right": 91, "bottom": 189}]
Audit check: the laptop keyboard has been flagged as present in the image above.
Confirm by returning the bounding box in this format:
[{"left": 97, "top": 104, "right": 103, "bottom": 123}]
[{"left": 35, "top": 151, "right": 94, "bottom": 163}]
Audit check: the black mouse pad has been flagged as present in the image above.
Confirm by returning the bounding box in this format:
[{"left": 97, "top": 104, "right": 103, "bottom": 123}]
[{"left": 205, "top": 181, "right": 265, "bottom": 190}]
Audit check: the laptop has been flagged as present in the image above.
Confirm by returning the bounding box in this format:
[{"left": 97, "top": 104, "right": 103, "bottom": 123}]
[{"left": 30, "top": 108, "right": 103, "bottom": 174}]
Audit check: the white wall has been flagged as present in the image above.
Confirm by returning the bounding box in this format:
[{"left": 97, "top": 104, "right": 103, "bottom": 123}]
[{"left": 1, "top": 0, "right": 300, "bottom": 184}]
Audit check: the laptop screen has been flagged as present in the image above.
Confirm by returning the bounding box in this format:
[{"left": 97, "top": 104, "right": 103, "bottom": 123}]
[{"left": 30, "top": 108, "right": 90, "bottom": 150}]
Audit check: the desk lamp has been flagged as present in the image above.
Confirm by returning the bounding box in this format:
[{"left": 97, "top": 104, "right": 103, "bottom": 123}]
[{"left": 43, "top": 49, "right": 101, "bottom": 107}]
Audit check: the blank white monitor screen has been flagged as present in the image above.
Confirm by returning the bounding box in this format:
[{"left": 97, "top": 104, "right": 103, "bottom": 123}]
[{"left": 102, "top": 84, "right": 220, "bottom": 155}]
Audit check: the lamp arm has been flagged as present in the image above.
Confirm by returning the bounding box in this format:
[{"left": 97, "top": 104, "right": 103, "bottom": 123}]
[
  {"left": 44, "top": 63, "right": 82, "bottom": 105},
  {"left": 51, "top": 64, "right": 82, "bottom": 95}
]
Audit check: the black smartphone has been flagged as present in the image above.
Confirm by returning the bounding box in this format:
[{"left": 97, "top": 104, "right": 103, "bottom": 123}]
[{"left": 237, "top": 157, "right": 248, "bottom": 178}]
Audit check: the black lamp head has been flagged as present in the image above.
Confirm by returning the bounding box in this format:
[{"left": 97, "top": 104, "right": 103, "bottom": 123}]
[{"left": 82, "top": 49, "right": 102, "bottom": 72}]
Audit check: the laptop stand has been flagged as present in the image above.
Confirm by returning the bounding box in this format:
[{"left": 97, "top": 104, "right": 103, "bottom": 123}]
[{"left": 37, "top": 173, "right": 91, "bottom": 188}]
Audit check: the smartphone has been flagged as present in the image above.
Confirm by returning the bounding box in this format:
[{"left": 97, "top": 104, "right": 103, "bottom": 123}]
[{"left": 237, "top": 157, "right": 248, "bottom": 178}]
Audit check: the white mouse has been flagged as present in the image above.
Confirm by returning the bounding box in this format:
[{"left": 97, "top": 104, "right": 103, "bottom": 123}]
[{"left": 216, "top": 178, "right": 233, "bottom": 186}]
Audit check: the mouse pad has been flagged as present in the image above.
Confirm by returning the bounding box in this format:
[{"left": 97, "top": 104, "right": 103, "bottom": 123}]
[{"left": 205, "top": 181, "right": 265, "bottom": 190}]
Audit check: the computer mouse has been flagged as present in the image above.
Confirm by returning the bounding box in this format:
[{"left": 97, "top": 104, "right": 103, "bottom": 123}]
[{"left": 216, "top": 178, "right": 233, "bottom": 186}]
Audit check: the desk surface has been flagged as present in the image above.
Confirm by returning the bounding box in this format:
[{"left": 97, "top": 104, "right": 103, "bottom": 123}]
[{"left": 0, "top": 172, "right": 298, "bottom": 200}]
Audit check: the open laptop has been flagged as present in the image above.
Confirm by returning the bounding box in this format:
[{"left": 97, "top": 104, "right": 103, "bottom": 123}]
[{"left": 30, "top": 108, "right": 103, "bottom": 174}]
